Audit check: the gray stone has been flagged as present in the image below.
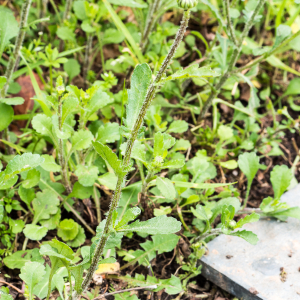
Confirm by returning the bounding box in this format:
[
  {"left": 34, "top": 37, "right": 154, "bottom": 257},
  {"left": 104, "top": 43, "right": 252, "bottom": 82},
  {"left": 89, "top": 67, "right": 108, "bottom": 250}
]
[{"left": 200, "top": 184, "right": 300, "bottom": 300}]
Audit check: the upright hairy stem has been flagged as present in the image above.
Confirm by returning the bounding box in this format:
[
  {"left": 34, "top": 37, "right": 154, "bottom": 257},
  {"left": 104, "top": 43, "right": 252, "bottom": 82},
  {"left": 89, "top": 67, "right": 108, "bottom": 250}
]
[
  {"left": 141, "top": 0, "right": 161, "bottom": 52},
  {"left": 72, "top": 10, "right": 191, "bottom": 299},
  {"left": 58, "top": 101, "right": 72, "bottom": 194},
  {"left": 1, "top": 0, "right": 32, "bottom": 155},
  {"left": 1, "top": 0, "right": 32, "bottom": 98},
  {"left": 63, "top": 0, "right": 73, "bottom": 21},
  {"left": 199, "top": 0, "right": 266, "bottom": 119},
  {"left": 83, "top": 35, "right": 93, "bottom": 89},
  {"left": 225, "top": 0, "right": 238, "bottom": 46}
]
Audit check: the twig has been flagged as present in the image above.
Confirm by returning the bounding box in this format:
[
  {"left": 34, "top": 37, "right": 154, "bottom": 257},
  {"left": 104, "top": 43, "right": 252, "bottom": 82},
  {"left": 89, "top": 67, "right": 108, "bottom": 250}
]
[
  {"left": 93, "top": 285, "right": 158, "bottom": 299},
  {"left": 0, "top": 280, "right": 23, "bottom": 294}
]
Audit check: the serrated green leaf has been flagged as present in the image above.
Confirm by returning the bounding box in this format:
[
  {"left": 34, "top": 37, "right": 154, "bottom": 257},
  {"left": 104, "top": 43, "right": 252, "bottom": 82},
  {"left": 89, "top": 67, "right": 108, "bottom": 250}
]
[
  {"left": 126, "top": 64, "right": 152, "bottom": 130},
  {"left": 0, "top": 103, "right": 14, "bottom": 131},
  {"left": 97, "top": 122, "right": 120, "bottom": 144},
  {"left": 115, "top": 207, "right": 141, "bottom": 230},
  {"left": 166, "top": 120, "right": 188, "bottom": 134},
  {"left": 235, "top": 212, "right": 260, "bottom": 229},
  {"left": 270, "top": 165, "right": 292, "bottom": 200},
  {"left": 156, "top": 177, "right": 176, "bottom": 200},
  {"left": 23, "top": 224, "right": 48, "bottom": 240},
  {"left": 20, "top": 262, "right": 46, "bottom": 300},
  {"left": 32, "top": 189, "right": 60, "bottom": 224},
  {"left": 57, "top": 219, "right": 79, "bottom": 241},
  {"left": 71, "top": 129, "right": 93, "bottom": 150},
  {"left": 75, "top": 165, "right": 98, "bottom": 186},
  {"left": 118, "top": 215, "right": 181, "bottom": 235},
  {"left": 22, "top": 169, "right": 40, "bottom": 189},
  {"left": 230, "top": 230, "right": 258, "bottom": 245},
  {"left": 92, "top": 141, "right": 126, "bottom": 176},
  {"left": 164, "top": 65, "right": 220, "bottom": 82},
  {"left": 0, "top": 153, "right": 44, "bottom": 184}
]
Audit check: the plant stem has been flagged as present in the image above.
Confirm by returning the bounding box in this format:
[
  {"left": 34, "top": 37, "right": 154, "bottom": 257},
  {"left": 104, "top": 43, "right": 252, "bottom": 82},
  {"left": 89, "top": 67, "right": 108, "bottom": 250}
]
[
  {"left": 58, "top": 101, "right": 72, "bottom": 194},
  {"left": 93, "top": 285, "right": 158, "bottom": 299},
  {"left": 39, "top": 178, "right": 96, "bottom": 235},
  {"left": 96, "top": 31, "right": 105, "bottom": 72},
  {"left": 224, "top": 0, "right": 238, "bottom": 46},
  {"left": 63, "top": 0, "right": 73, "bottom": 21},
  {"left": 83, "top": 34, "right": 93, "bottom": 89},
  {"left": 1, "top": 0, "right": 32, "bottom": 97},
  {"left": 195, "top": 228, "right": 222, "bottom": 242},
  {"left": 93, "top": 185, "right": 101, "bottom": 223},
  {"left": 49, "top": 65, "right": 53, "bottom": 94},
  {"left": 231, "top": 29, "right": 300, "bottom": 75},
  {"left": 199, "top": 0, "right": 266, "bottom": 120},
  {"left": 140, "top": 171, "right": 153, "bottom": 220},
  {"left": 72, "top": 10, "right": 191, "bottom": 300},
  {"left": 141, "top": 0, "right": 161, "bottom": 52}
]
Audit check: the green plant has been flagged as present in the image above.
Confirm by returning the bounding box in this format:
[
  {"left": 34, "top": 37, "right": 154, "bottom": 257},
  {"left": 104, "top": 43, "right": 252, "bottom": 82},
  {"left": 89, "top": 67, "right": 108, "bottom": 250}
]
[{"left": 1, "top": 0, "right": 300, "bottom": 299}]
